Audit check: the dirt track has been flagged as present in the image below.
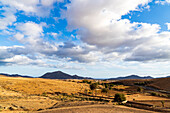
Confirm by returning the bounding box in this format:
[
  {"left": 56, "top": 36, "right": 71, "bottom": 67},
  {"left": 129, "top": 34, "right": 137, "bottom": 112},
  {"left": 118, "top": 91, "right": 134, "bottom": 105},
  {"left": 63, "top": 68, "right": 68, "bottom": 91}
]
[{"left": 37, "top": 104, "right": 157, "bottom": 113}]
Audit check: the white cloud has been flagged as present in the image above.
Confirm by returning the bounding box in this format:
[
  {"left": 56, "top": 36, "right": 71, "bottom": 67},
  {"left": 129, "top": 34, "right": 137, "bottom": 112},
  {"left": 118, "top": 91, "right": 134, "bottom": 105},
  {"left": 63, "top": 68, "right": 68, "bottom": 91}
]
[
  {"left": 0, "top": 45, "right": 85, "bottom": 70},
  {"left": 0, "top": 7, "right": 16, "bottom": 30},
  {"left": 63, "top": 0, "right": 170, "bottom": 63},
  {"left": 1, "top": 0, "right": 170, "bottom": 71},
  {"left": 166, "top": 23, "right": 170, "bottom": 30},
  {"left": 0, "top": 0, "right": 63, "bottom": 33},
  {"left": 0, "top": 0, "right": 63, "bottom": 17},
  {"left": 48, "top": 32, "right": 62, "bottom": 38},
  {"left": 65, "top": 0, "right": 151, "bottom": 30},
  {"left": 65, "top": 0, "right": 153, "bottom": 49},
  {"left": 2, "top": 55, "right": 76, "bottom": 69},
  {"left": 51, "top": 33, "right": 58, "bottom": 38},
  {"left": 16, "top": 22, "right": 44, "bottom": 37},
  {"left": 12, "top": 21, "right": 100, "bottom": 63},
  {"left": 155, "top": 0, "right": 170, "bottom": 5}
]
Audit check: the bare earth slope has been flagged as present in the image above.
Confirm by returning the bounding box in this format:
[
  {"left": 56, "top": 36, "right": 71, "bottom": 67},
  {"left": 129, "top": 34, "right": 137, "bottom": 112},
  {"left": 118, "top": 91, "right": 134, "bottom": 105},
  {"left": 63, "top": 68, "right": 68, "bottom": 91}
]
[
  {"left": 148, "top": 77, "right": 170, "bottom": 91},
  {"left": 119, "top": 77, "right": 170, "bottom": 91},
  {"left": 37, "top": 104, "right": 157, "bottom": 113}
]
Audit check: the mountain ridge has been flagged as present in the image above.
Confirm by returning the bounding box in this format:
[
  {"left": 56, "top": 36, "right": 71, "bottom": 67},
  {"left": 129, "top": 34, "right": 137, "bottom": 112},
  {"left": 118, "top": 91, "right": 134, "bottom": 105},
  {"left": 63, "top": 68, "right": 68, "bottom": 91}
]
[
  {"left": 1, "top": 71, "right": 167, "bottom": 80},
  {"left": 39, "top": 71, "right": 92, "bottom": 79},
  {"left": 0, "top": 73, "right": 33, "bottom": 78},
  {"left": 107, "top": 75, "right": 153, "bottom": 80}
]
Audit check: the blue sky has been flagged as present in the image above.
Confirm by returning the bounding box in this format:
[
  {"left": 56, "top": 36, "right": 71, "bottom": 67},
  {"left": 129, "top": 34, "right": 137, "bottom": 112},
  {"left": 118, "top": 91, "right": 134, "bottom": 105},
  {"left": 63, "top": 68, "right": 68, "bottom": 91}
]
[{"left": 0, "top": 0, "right": 170, "bottom": 78}]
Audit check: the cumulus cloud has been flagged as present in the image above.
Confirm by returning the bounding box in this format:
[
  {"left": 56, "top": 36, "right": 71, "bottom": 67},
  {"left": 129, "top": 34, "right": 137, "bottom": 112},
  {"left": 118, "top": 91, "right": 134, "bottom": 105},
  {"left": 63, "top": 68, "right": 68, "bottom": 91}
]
[
  {"left": 0, "top": 7, "right": 16, "bottom": 30},
  {"left": 0, "top": 0, "right": 63, "bottom": 32},
  {"left": 1, "top": 54, "right": 80, "bottom": 69},
  {"left": 55, "top": 42, "right": 100, "bottom": 62},
  {"left": 0, "top": 0, "right": 63, "bottom": 17},
  {"left": 64, "top": 0, "right": 170, "bottom": 62},
  {"left": 65, "top": 0, "right": 153, "bottom": 50},
  {"left": 125, "top": 31, "right": 170, "bottom": 62},
  {"left": 0, "top": 46, "right": 15, "bottom": 60},
  {"left": 0, "top": 45, "right": 85, "bottom": 69},
  {"left": 125, "top": 46, "right": 170, "bottom": 62},
  {"left": 0, "top": 21, "right": 99, "bottom": 68},
  {"left": 65, "top": 0, "right": 151, "bottom": 30},
  {"left": 0, "top": 0, "right": 99, "bottom": 69},
  {"left": 1, "top": 0, "right": 170, "bottom": 70}
]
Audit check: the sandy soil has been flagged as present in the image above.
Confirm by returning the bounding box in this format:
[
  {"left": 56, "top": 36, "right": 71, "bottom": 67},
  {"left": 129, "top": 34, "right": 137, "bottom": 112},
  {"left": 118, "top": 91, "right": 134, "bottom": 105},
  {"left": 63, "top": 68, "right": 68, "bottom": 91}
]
[
  {"left": 126, "top": 94, "right": 169, "bottom": 101},
  {"left": 37, "top": 104, "right": 158, "bottom": 113}
]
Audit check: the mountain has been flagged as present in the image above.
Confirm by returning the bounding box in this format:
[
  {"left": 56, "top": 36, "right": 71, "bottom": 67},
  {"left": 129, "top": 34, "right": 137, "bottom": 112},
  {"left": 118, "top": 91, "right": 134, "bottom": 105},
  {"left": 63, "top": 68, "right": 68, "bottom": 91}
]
[
  {"left": 40, "top": 71, "right": 92, "bottom": 79},
  {"left": 0, "top": 73, "right": 33, "bottom": 78},
  {"left": 0, "top": 72, "right": 154, "bottom": 80},
  {"left": 107, "top": 75, "right": 153, "bottom": 80}
]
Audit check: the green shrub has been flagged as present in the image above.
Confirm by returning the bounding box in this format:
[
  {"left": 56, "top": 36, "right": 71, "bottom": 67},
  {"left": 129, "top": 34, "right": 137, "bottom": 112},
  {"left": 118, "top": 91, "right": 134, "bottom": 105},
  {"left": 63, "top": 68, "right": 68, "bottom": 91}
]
[
  {"left": 101, "top": 88, "right": 108, "bottom": 96},
  {"left": 101, "top": 88, "right": 108, "bottom": 93},
  {"left": 150, "top": 92, "right": 157, "bottom": 96},
  {"left": 82, "top": 80, "right": 91, "bottom": 84},
  {"left": 137, "top": 87, "right": 143, "bottom": 92},
  {"left": 90, "top": 83, "right": 98, "bottom": 90},
  {"left": 82, "top": 79, "right": 88, "bottom": 83},
  {"left": 114, "top": 93, "right": 126, "bottom": 102},
  {"left": 88, "top": 91, "right": 92, "bottom": 94},
  {"left": 161, "top": 101, "right": 165, "bottom": 107},
  {"left": 41, "top": 92, "right": 47, "bottom": 97}
]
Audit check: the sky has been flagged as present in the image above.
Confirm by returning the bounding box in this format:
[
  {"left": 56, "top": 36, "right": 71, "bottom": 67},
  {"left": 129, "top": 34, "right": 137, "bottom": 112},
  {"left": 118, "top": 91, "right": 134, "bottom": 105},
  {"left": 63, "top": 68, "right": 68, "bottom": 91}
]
[{"left": 0, "top": 0, "right": 170, "bottom": 78}]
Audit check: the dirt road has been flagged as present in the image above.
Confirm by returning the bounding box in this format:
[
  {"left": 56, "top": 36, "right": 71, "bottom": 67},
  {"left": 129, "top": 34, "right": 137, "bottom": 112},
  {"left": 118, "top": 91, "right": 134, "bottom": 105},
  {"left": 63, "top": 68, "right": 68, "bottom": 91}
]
[{"left": 37, "top": 104, "right": 157, "bottom": 113}]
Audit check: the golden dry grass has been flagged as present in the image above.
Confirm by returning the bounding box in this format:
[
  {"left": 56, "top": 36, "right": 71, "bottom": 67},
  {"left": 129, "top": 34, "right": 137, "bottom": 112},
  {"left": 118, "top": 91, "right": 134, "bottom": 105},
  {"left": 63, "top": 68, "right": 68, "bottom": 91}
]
[
  {"left": 0, "top": 76, "right": 89, "bottom": 95},
  {"left": 0, "top": 76, "right": 169, "bottom": 112},
  {"left": 126, "top": 94, "right": 169, "bottom": 101},
  {"left": 0, "top": 76, "right": 91, "bottom": 112},
  {"left": 112, "top": 85, "right": 129, "bottom": 90}
]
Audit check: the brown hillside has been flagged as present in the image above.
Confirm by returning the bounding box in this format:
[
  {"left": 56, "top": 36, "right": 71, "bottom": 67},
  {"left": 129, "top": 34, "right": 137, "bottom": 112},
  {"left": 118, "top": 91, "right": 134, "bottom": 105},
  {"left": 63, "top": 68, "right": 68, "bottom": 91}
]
[
  {"left": 0, "top": 76, "right": 89, "bottom": 95},
  {"left": 119, "top": 79, "right": 151, "bottom": 86},
  {"left": 148, "top": 77, "right": 170, "bottom": 91},
  {"left": 118, "top": 77, "right": 170, "bottom": 91}
]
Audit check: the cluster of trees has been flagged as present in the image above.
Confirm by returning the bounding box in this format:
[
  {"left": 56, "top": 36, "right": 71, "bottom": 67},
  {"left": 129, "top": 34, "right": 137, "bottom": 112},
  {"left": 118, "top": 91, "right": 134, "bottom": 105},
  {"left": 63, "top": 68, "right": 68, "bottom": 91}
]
[
  {"left": 82, "top": 80, "right": 126, "bottom": 102},
  {"left": 101, "top": 83, "right": 114, "bottom": 89},
  {"left": 89, "top": 82, "right": 109, "bottom": 96},
  {"left": 82, "top": 79, "right": 92, "bottom": 84},
  {"left": 89, "top": 82, "right": 126, "bottom": 102}
]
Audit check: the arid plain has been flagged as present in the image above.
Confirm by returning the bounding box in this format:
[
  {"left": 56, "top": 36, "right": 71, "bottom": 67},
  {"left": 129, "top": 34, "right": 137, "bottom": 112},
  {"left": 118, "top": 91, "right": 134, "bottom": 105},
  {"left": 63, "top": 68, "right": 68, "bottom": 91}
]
[{"left": 0, "top": 75, "right": 170, "bottom": 112}]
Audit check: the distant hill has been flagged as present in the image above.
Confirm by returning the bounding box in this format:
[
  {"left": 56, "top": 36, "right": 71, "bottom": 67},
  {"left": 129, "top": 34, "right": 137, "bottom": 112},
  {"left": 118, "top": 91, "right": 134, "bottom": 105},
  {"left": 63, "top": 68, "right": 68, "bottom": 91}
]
[
  {"left": 147, "top": 77, "right": 170, "bottom": 91},
  {"left": 0, "top": 72, "right": 155, "bottom": 80},
  {"left": 0, "top": 73, "right": 33, "bottom": 78},
  {"left": 39, "top": 71, "right": 92, "bottom": 79},
  {"left": 107, "top": 75, "right": 153, "bottom": 80}
]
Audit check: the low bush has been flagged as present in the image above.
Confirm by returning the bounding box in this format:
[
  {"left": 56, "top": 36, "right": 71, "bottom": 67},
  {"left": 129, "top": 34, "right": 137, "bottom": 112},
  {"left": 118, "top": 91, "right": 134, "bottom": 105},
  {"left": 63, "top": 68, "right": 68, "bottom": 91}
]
[
  {"left": 114, "top": 93, "right": 126, "bottom": 102},
  {"left": 137, "top": 87, "right": 143, "bottom": 92},
  {"left": 150, "top": 92, "right": 157, "bottom": 96},
  {"left": 82, "top": 80, "right": 91, "bottom": 84}
]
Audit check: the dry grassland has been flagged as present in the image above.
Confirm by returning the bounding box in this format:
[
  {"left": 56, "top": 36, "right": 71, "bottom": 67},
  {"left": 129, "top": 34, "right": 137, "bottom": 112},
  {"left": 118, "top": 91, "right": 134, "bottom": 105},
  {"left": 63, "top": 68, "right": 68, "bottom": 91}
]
[
  {"left": 0, "top": 76, "right": 90, "bottom": 112},
  {"left": 0, "top": 76, "right": 169, "bottom": 112},
  {"left": 0, "top": 76, "right": 89, "bottom": 95}
]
